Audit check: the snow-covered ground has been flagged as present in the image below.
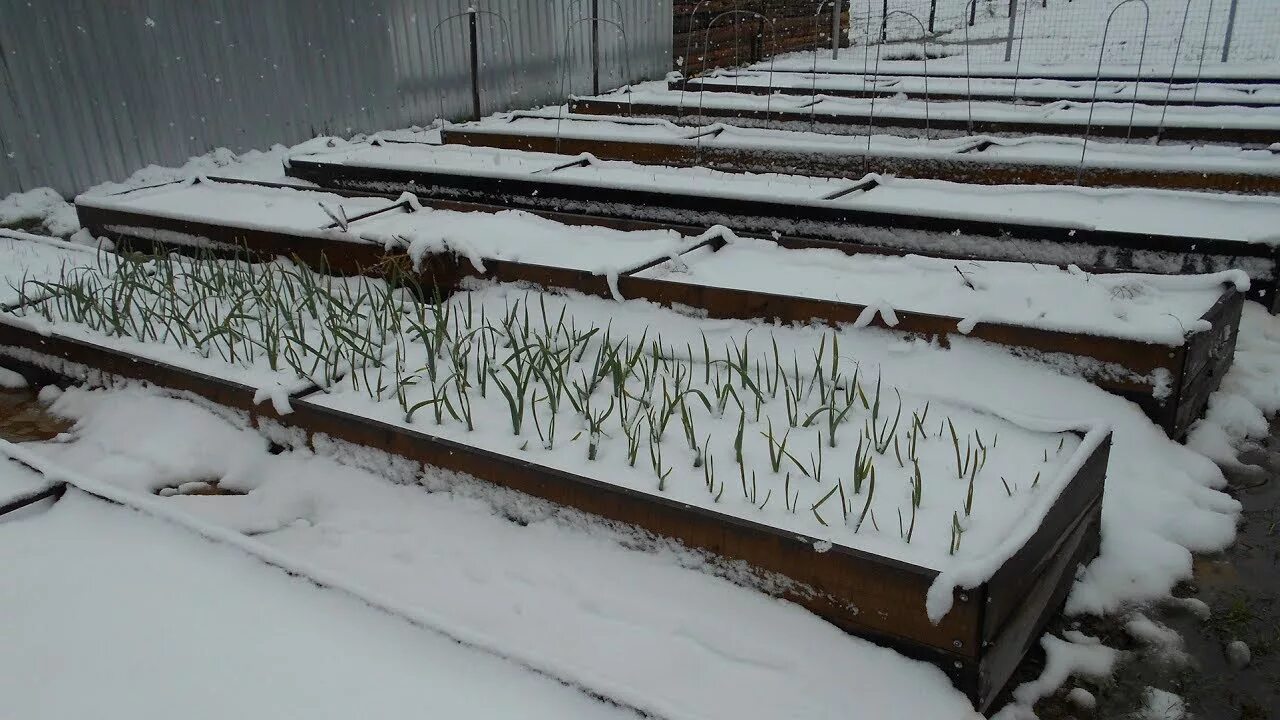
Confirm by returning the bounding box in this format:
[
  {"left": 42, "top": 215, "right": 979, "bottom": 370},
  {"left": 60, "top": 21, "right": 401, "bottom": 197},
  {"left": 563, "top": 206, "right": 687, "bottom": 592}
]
[
  {"left": 808, "top": 0, "right": 1280, "bottom": 73},
  {"left": 3, "top": 115, "right": 1280, "bottom": 717},
  {"left": 0, "top": 480, "right": 642, "bottom": 720}
]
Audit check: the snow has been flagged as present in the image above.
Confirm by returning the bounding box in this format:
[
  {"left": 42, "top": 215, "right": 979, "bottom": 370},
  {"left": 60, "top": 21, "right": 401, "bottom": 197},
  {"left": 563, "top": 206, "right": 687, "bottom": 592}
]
[
  {"left": 1168, "top": 595, "right": 1212, "bottom": 620},
  {"left": 0, "top": 492, "right": 637, "bottom": 719},
  {"left": 0, "top": 230, "right": 115, "bottom": 308},
  {"left": 79, "top": 178, "right": 705, "bottom": 276},
  {"left": 637, "top": 237, "right": 1239, "bottom": 344},
  {"left": 1186, "top": 302, "right": 1280, "bottom": 466},
  {"left": 0, "top": 367, "right": 27, "bottom": 389},
  {"left": 1226, "top": 639, "right": 1252, "bottom": 668},
  {"left": 12, "top": 389, "right": 983, "bottom": 720},
  {"left": 464, "top": 111, "right": 1280, "bottom": 176},
  {"left": 301, "top": 136, "right": 1280, "bottom": 245},
  {"left": 765, "top": 0, "right": 1280, "bottom": 72},
  {"left": 77, "top": 178, "right": 395, "bottom": 233},
  {"left": 0, "top": 187, "right": 79, "bottom": 236},
  {"left": 1125, "top": 612, "right": 1189, "bottom": 664},
  {"left": 683, "top": 69, "right": 1280, "bottom": 107},
  {"left": 3, "top": 255, "right": 401, "bottom": 402},
  {"left": 1139, "top": 688, "right": 1188, "bottom": 719},
  {"left": 352, "top": 206, "right": 703, "bottom": 275},
  {"left": 997, "top": 633, "right": 1121, "bottom": 716},
  {"left": 1066, "top": 686, "right": 1097, "bottom": 710},
  {"left": 595, "top": 80, "right": 1280, "bottom": 133}
]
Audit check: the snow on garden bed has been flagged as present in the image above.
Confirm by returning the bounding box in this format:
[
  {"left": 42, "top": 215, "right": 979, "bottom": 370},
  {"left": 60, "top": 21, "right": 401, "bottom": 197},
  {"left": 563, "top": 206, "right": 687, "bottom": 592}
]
[
  {"left": 302, "top": 280, "right": 1105, "bottom": 576},
  {"left": 1, "top": 254, "right": 400, "bottom": 404},
  {"left": 0, "top": 229, "right": 115, "bottom": 308},
  {"left": 679, "top": 69, "right": 1280, "bottom": 107},
  {"left": 348, "top": 205, "right": 703, "bottom": 274},
  {"left": 641, "top": 237, "right": 1242, "bottom": 344},
  {"left": 75, "top": 178, "right": 397, "bottom": 245},
  {"left": 465, "top": 112, "right": 1280, "bottom": 175},
  {"left": 303, "top": 137, "right": 1280, "bottom": 243},
  {"left": 80, "top": 177, "right": 704, "bottom": 275},
  {"left": 597, "top": 80, "right": 1280, "bottom": 130}
]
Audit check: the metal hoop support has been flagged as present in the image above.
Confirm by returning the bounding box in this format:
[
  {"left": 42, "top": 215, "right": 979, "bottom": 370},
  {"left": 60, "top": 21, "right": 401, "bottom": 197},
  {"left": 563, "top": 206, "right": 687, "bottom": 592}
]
[
  {"left": 862, "top": 9, "right": 931, "bottom": 171},
  {"left": 429, "top": 8, "right": 519, "bottom": 124},
  {"left": 1078, "top": 0, "right": 1151, "bottom": 185},
  {"left": 1190, "top": 0, "right": 1218, "bottom": 106},
  {"left": 1010, "top": 0, "right": 1036, "bottom": 102},
  {"left": 811, "top": 0, "right": 839, "bottom": 130},
  {"left": 1156, "top": 0, "right": 1197, "bottom": 142},
  {"left": 568, "top": 0, "right": 626, "bottom": 95},
  {"left": 677, "top": 0, "right": 716, "bottom": 118},
  {"left": 696, "top": 11, "right": 779, "bottom": 128},
  {"left": 961, "top": 0, "right": 976, "bottom": 132},
  {"left": 555, "top": 16, "right": 634, "bottom": 155}
]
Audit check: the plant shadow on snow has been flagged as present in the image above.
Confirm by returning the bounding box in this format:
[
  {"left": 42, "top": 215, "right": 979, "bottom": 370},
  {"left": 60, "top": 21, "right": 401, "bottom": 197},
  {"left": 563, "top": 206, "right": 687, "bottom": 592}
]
[{"left": 1009, "top": 417, "right": 1280, "bottom": 720}]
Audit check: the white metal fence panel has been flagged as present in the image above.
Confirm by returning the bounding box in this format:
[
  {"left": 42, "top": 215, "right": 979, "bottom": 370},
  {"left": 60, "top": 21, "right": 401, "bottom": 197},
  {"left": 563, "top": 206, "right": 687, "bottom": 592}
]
[{"left": 0, "top": 0, "right": 672, "bottom": 197}]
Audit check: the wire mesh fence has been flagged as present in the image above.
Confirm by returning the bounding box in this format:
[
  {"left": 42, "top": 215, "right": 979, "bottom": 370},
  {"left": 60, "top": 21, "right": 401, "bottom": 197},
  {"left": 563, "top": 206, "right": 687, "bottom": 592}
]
[{"left": 844, "top": 0, "right": 1280, "bottom": 72}]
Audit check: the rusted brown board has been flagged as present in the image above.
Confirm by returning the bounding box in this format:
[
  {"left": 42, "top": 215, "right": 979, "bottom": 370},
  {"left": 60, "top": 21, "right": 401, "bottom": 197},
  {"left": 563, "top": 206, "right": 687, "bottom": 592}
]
[
  {"left": 669, "top": 77, "right": 1280, "bottom": 109},
  {"left": 441, "top": 125, "right": 1280, "bottom": 194},
  {"left": 282, "top": 155, "right": 1280, "bottom": 312},
  {"left": 568, "top": 97, "right": 1280, "bottom": 146},
  {"left": 80, "top": 198, "right": 1239, "bottom": 439},
  {"left": 0, "top": 317, "right": 1109, "bottom": 712}
]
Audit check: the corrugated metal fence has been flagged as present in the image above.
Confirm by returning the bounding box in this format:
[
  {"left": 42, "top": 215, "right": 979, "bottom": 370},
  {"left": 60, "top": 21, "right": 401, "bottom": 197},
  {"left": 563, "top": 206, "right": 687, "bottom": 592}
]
[{"left": 0, "top": 0, "right": 672, "bottom": 197}]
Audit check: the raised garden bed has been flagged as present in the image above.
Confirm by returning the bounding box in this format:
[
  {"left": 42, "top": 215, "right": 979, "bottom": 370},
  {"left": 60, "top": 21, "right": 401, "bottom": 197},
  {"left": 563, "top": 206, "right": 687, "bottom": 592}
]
[
  {"left": 440, "top": 113, "right": 1280, "bottom": 193},
  {"left": 0, "top": 229, "right": 119, "bottom": 311},
  {"left": 568, "top": 85, "right": 1280, "bottom": 146},
  {"left": 72, "top": 183, "right": 1244, "bottom": 438},
  {"left": 0, "top": 258, "right": 1112, "bottom": 713},
  {"left": 281, "top": 141, "right": 1280, "bottom": 310},
  {"left": 755, "top": 58, "right": 1280, "bottom": 85},
  {"left": 670, "top": 71, "right": 1280, "bottom": 108}
]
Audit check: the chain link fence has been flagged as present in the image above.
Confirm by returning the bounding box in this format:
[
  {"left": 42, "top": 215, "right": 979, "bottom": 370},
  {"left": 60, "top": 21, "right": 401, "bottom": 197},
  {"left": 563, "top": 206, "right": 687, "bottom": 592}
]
[{"left": 845, "top": 0, "right": 1279, "bottom": 72}]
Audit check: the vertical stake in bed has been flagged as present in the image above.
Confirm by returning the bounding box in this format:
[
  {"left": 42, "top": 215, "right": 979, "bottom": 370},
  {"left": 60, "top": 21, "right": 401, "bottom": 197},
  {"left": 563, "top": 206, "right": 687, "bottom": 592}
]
[
  {"left": 469, "top": 8, "right": 482, "bottom": 122},
  {"left": 591, "top": 0, "right": 601, "bottom": 96},
  {"left": 831, "top": 0, "right": 843, "bottom": 60}
]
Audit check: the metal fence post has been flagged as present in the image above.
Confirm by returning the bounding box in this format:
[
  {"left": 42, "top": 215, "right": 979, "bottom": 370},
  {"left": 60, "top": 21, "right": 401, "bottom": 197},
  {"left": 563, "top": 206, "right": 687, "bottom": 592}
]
[
  {"left": 929, "top": 0, "right": 938, "bottom": 32},
  {"left": 1221, "top": 0, "right": 1240, "bottom": 62},
  {"left": 591, "top": 0, "right": 601, "bottom": 95},
  {"left": 1005, "top": 0, "right": 1018, "bottom": 62},
  {"left": 468, "top": 9, "right": 481, "bottom": 121},
  {"left": 832, "top": 0, "right": 843, "bottom": 59}
]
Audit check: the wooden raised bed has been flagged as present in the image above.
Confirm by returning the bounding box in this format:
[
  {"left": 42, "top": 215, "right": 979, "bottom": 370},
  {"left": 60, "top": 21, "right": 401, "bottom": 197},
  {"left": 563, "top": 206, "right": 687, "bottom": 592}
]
[
  {"left": 0, "top": 309, "right": 1110, "bottom": 713},
  {"left": 76, "top": 193, "right": 1243, "bottom": 440},
  {"left": 281, "top": 149, "right": 1280, "bottom": 311},
  {"left": 669, "top": 76, "right": 1280, "bottom": 109},
  {"left": 439, "top": 121, "right": 1280, "bottom": 194},
  {"left": 568, "top": 97, "right": 1280, "bottom": 146}
]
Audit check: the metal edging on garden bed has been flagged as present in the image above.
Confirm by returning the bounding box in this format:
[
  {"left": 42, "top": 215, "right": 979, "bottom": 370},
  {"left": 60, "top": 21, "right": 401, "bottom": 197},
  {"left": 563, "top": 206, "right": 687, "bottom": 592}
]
[
  {"left": 72, "top": 197, "right": 1242, "bottom": 440},
  {"left": 0, "top": 315, "right": 1110, "bottom": 713},
  {"left": 0, "top": 480, "right": 67, "bottom": 518},
  {"left": 567, "top": 97, "right": 1280, "bottom": 147},
  {"left": 667, "top": 76, "right": 1280, "bottom": 110},
  {"left": 280, "top": 153, "right": 1280, "bottom": 313},
  {"left": 439, "top": 123, "right": 1280, "bottom": 194}
]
